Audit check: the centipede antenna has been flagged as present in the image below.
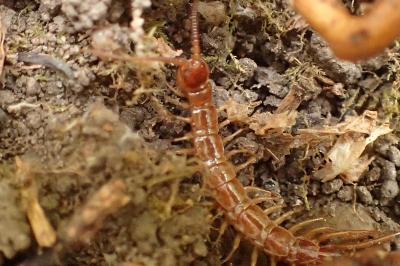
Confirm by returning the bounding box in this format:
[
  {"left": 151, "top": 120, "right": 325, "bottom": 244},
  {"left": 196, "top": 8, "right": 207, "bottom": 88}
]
[{"left": 190, "top": 0, "right": 201, "bottom": 60}]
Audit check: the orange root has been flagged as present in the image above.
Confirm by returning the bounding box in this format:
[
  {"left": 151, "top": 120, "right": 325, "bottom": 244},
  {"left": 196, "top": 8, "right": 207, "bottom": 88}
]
[{"left": 292, "top": 0, "right": 400, "bottom": 61}]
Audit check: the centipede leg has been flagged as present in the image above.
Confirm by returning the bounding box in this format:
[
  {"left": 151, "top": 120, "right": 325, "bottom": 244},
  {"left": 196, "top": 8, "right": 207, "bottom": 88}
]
[
  {"left": 219, "top": 119, "right": 231, "bottom": 129},
  {"left": 165, "top": 95, "right": 190, "bottom": 109},
  {"left": 222, "top": 128, "right": 244, "bottom": 144},
  {"left": 270, "top": 256, "right": 277, "bottom": 266},
  {"left": 235, "top": 157, "right": 257, "bottom": 172},
  {"left": 225, "top": 149, "right": 255, "bottom": 160},
  {"left": 174, "top": 148, "right": 196, "bottom": 156},
  {"left": 317, "top": 230, "right": 380, "bottom": 243},
  {"left": 250, "top": 247, "right": 258, "bottom": 266},
  {"left": 244, "top": 186, "right": 281, "bottom": 201},
  {"left": 215, "top": 220, "right": 228, "bottom": 244},
  {"left": 166, "top": 83, "right": 185, "bottom": 98},
  {"left": 288, "top": 218, "right": 326, "bottom": 235},
  {"left": 263, "top": 204, "right": 285, "bottom": 216},
  {"left": 302, "top": 226, "right": 336, "bottom": 239},
  {"left": 172, "top": 133, "right": 193, "bottom": 143},
  {"left": 273, "top": 210, "right": 297, "bottom": 225},
  {"left": 174, "top": 115, "right": 191, "bottom": 123},
  {"left": 222, "top": 234, "right": 241, "bottom": 264}
]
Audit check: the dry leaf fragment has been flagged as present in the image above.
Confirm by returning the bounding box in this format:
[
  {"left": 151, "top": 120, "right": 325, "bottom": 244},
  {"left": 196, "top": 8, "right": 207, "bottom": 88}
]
[
  {"left": 299, "top": 110, "right": 380, "bottom": 135},
  {"left": 65, "top": 179, "right": 130, "bottom": 245},
  {"left": 275, "top": 85, "right": 306, "bottom": 114},
  {"left": 249, "top": 111, "right": 297, "bottom": 135},
  {"left": 303, "top": 111, "right": 392, "bottom": 183},
  {"left": 16, "top": 157, "right": 57, "bottom": 248},
  {"left": 155, "top": 37, "right": 183, "bottom": 58},
  {"left": 222, "top": 99, "right": 297, "bottom": 135},
  {"left": 222, "top": 99, "right": 251, "bottom": 122}
]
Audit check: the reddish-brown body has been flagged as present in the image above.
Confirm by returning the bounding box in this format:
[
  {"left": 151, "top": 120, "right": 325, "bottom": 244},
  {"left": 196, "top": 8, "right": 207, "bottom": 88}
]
[
  {"left": 173, "top": 4, "right": 329, "bottom": 263},
  {"left": 176, "top": 51, "right": 325, "bottom": 266}
]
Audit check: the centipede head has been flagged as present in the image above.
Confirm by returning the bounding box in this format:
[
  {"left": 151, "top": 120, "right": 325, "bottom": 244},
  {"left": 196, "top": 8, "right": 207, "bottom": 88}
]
[{"left": 176, "top": 59, "right": 209, "bottom": 93}]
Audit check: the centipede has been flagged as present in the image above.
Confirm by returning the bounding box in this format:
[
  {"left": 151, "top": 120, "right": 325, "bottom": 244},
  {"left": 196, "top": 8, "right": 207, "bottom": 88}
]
[{"left": 94, "top": 1, "right": 400, "bottom": 265}]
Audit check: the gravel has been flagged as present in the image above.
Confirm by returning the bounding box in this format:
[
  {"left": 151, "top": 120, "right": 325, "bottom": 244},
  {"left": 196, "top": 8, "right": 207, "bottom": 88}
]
[
  {"left": 381, "top": 180, "right": 399, "bottom": 200},
  {"left": 322, "top": 179, "right": 343, "bottom": 194},
  {"left": 337, "top": 186, "right": 353, "bottom": 202},
  {"left": 381, "top": 159, "right": 397, "bottom": 181},
  {"left": 356, "top": 186, "right": 373, "bottom": 205},
  {"left": 388, "top": 146, "right": 400, "bottom": 167}
]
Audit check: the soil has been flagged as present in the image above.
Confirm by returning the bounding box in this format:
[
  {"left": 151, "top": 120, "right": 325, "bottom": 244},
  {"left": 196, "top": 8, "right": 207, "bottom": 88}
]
[{"left": 0, "top": 0, "right": 400, "bottom": 266}]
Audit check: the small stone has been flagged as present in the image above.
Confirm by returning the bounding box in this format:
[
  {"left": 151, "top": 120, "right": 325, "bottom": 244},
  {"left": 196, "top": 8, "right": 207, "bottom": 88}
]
[
  {"left": 238, "top": 58, "right": 257, "bottom": 81},
  {"left": 365, "top": 167, "right": 381, "bottom": 183},
  {"left": 255, "top": 67, "right": 288, "bottom": 98},
  {"left": 308, "top": 182, "right": 320, "bottom": 196},
  {"left": 381, "top": 180, "right": 399, "bottom": 200},
  {"left": 322, "top": 179, "right": 343, "bottom": 194},
  {"left": 193, "top": 240, "right": 208, "bottom": 257},
  {"left": 197, "top": 1, "right": 227, "bottom": 26},
  {"left": 356, "top": 186, "right": 373, "bottom": 204},
  {"left": 370, "top": 207, "right": 384, "bottom": 222},
  {"left": 263, "top": 95, "right": 281, "bottom": 108},
  {"left": 309, "top": 34, "right": 362, "bottom": 84},
  {"left": 388, "top": 146, "right": 400, "bottom": 167},
  {"left": 0, "top": 90, "right": 16, "bottom": 106},
  {"left": 394, "top": 204, "right": 400, "bottom": 216},
  {"left": 0, "top": 181, "right": 31, "bottom": 258},
  {"left": 26, "top": 77, "right": 41, "bottom": 96},
  {"left": 0, "top": 108, "right": 8, "bottom": 126},
  {"left": 260, "top": 176, "right": 280, "bottom": 195},
  {"left": 26, "top": 111, "right": 42, "bottom": 129},
  {"left": 337, "top": 186, "right": 353, "bottom": 202},
  {"left": 374, "top": 137, "right": 390, "bottom": 157},
  {"left": 381, "top": 160, "right": 397, "bottom": 180}
]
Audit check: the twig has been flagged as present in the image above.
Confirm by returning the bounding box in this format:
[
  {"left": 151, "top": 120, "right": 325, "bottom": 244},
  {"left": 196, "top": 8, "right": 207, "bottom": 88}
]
[
  {"left": 16, "top": 157, "right": 57, "bottom": 248},
  {"left": 0, "top": 19, "right": 6, "bottom": 77},
  {"left": 64, "top": 179, "right": 130, "bottom": 245},
  {"left": 17, "top": 52, "right": 74, "bottom": 79}
]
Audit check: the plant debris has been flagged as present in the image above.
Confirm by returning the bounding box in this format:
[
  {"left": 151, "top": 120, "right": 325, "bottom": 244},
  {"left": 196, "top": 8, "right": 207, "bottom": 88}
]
[
  {"left": 222, "top": 99, "right": 297, "bottom": 135},
  {"left": 0, "top": 19, "right": 5, "bottom": 79},
  {"left": 300, "top": 111, "right": 392, "bottom": 182},
  {"left": 64, "top": 179, "right": 130, "bottom": 245},
  {"left": 16, "top": 156, "right": 56, "bottom": 248}
]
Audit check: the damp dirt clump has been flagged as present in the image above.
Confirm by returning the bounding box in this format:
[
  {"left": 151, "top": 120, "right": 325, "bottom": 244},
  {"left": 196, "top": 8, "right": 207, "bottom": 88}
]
[{"left": 3, "top": 103, "right": 213, "bottom": 266}]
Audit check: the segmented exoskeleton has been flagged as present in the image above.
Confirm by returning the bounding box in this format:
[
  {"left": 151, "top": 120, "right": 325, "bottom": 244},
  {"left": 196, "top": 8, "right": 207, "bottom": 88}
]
[{"left": 95, "top": 1, "right": 399, "bottom": 264}]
